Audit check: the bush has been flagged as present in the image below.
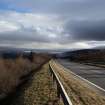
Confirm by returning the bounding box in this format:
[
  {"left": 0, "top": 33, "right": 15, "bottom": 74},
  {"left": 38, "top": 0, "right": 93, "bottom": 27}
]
[{"left": 0, "top": 53, "right": 51, "bottom": 99}]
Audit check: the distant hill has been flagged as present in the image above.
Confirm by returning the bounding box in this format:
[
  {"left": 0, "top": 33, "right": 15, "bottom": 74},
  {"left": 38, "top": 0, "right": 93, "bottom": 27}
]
[
  {"left": 0, "top": 46, "right": 70, "bottom": 54},
  {"left": 58, "top": 48, "right": 105, "bottom": 63},
  {"left": 0, "top": 46, "right": 54, "bottom": 59}
]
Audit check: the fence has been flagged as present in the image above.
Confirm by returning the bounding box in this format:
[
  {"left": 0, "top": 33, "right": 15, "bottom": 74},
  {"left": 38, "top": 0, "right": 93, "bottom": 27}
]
[{"left": 49, "top": 63, "right": 73, "bottom": 105}]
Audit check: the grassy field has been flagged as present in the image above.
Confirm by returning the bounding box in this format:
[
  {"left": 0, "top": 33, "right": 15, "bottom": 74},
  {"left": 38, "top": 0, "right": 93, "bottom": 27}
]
[{"left": 51, "top": 60, "right": 105, "bottom": 105}]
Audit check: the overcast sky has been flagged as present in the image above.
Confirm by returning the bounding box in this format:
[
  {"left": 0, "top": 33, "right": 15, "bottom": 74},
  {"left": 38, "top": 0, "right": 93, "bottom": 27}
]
[{"left": 0, "top": 0, "right": 105, "bottom": 50}]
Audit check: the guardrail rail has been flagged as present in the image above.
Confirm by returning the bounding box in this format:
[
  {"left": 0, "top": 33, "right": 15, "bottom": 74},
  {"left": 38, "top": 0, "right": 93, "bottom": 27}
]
[{"left": 49, "top": 63, "right": 73, "bottom": 105}]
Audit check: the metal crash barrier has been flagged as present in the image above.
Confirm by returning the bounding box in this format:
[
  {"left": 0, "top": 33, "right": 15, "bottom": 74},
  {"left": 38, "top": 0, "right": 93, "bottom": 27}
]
[{"left": 49, "top": 63, "right": 73, "bottom": 105}]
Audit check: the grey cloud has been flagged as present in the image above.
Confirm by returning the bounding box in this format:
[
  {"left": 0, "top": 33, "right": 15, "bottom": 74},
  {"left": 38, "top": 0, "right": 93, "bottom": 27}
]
[
  {"left": 0, "top": 28, "right": 51, "bottom": 43},
  {"left": 0, "top": 0, "right": 105, "bottom": 49},
  {"left": 65, "top": 20, "right": 105, "bottom": 41},
  {"left": 0, "top": 26, "right": 67, "bottom": 44},
  {"left": 5, "top": 0, "right": 105, "bottom": 19}
]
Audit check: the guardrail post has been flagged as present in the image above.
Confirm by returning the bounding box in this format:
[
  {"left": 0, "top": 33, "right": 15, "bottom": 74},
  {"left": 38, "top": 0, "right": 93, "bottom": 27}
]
[
  {"left": 57, "top": 83, "right": 61, "bottom": 99},
  {"left": 49, "top": 65, "right": 56, "bottom": 86},
  {"left": 49, "top": 65, "right": 52, "bottom": 76}
]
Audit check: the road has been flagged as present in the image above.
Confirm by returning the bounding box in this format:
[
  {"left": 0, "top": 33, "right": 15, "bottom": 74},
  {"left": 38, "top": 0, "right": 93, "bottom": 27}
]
[{"left": 57, "top": 59, "right": 105, "bottom": 90}]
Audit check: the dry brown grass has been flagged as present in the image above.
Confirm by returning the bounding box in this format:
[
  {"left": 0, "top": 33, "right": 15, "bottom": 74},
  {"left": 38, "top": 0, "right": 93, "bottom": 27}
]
[
  {"left": 0, "top": 54, "right": 50, "bottom": 99},
  {"left": 11, "top": 63, "right": 63, "bottom": 105},
  {"left": 51, "top": 60, "right": 105, "bottom": 105}
]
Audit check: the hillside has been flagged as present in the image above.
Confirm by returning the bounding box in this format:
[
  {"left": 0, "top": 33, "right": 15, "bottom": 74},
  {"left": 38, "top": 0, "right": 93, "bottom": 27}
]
[{"left": 59, "top": 49, "right": 105, "bottom": 63}]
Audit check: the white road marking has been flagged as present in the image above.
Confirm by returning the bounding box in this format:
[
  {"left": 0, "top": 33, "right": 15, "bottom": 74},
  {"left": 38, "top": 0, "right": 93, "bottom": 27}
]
[{"left": 55, "top": 60, "right": 105, "bottom": 93}]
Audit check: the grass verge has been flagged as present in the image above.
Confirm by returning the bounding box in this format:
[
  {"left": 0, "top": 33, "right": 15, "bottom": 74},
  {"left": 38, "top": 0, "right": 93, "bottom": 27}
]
[{"left": 10, "top": 63, "right": 63, "bottom": 105}]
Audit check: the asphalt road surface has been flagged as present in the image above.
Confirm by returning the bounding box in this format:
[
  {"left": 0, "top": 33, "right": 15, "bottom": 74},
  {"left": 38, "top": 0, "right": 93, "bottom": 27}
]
[{"left": 57, "top": 59, "right": 105, "bottom": 90}]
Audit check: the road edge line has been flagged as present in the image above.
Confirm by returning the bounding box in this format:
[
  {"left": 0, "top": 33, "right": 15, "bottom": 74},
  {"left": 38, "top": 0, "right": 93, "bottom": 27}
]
[{"left": 55, "top": 60, "right": 105, "bottom": 93}]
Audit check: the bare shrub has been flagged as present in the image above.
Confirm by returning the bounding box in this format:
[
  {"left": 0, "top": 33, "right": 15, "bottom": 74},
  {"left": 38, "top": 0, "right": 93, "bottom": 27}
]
[{"left": 0, "top": 53, "right": 50, "bottom": 99}]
